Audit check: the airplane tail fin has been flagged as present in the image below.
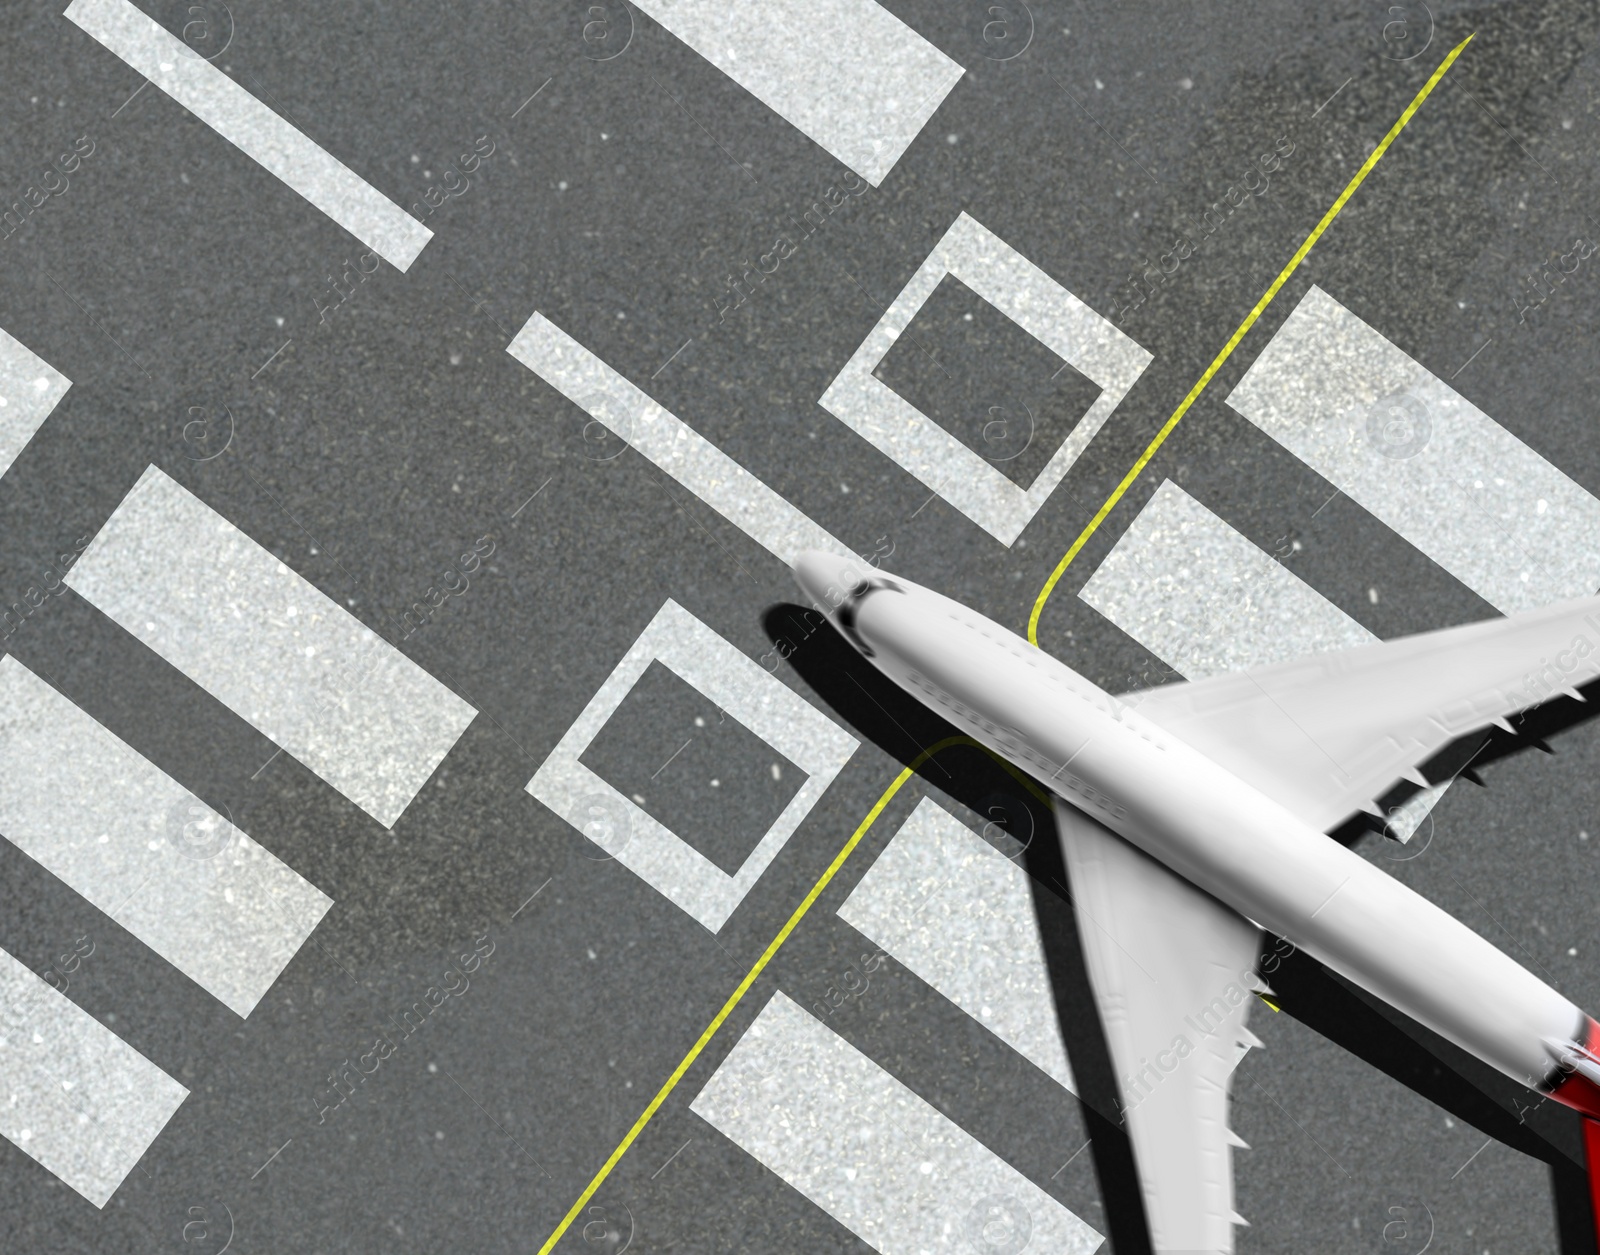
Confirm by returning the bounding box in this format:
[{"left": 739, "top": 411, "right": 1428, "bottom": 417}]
[{"left": 1584, "top": 1118, "right": 1600, "bottom": 1249}]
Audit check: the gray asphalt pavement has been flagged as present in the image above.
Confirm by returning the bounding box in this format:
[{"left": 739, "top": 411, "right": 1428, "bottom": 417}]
[{"left": 2, "top": 1, "right": 1600, "bottom": 1252}]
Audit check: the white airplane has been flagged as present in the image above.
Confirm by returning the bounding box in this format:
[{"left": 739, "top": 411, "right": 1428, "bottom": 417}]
[{"left": 792, "top": 549, "right": 1600, "bottom": 1255}]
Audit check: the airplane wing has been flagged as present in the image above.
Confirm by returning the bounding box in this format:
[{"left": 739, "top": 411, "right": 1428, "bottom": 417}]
[
  {"left": 1121, "top": 592, "right": 1600, "bottom": 834},
  {"left": 1055, "top": 797, "right": 1262, "bottom": 1255}
]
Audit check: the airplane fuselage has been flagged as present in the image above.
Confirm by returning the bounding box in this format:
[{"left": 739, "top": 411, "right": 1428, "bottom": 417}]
[{"left": 799, "top": 557, "right": 1598, "bottom": 1107}]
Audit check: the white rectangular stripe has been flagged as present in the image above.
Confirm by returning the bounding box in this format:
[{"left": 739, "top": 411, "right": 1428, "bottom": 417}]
[
  {"left": 65, "top": 465, "right": 476, "bottom": 828},
  {"left": 1080, "top": 479, "right": 1374, "bottom": 679},
  {"left": 0, "top": 327, "right": 70, "bottom": 479},
  {"left": 0, "top": 655, "right": 332, "bottom": 1017},
  {"left": 631, "top": 0, "right": 963, "bottom": 187},
  {"left": 1226, "top": 284, "right": 1600, "bottom": 613},
  {"left": 64, "top": 0, "right": 430, "bottom": 270},
  {"left": 527, "top": 599, "right": 858, "bottom": 933},
  {"left": 508, "top": 312, "right": 854, "bottom": 565},
  {"left": 0, "top": 947, "right": 188, "bottom": 1207},
  {"left": 1080, "top": 478, "right": 1446, "bottom": 839},
  {"left": 691, "top": 992, "right": 1102, "bottom": 1255},
  {"left": 839, "top": 797, "right": 1075, "bottom": 1092}
]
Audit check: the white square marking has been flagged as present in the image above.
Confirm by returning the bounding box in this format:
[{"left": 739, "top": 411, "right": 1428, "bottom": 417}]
[
  {"left": 819, "top": 211, "right": 1152, "bottom": 545},
  {"left": 527, "top": 600, "right": 858, "bottom": 931}
]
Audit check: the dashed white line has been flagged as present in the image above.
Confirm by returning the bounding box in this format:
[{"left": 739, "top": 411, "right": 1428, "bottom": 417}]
[
  {"left": 1312, "top": 77, "right": 1353, "bottom": 117},
  {"left": 1081, "top": 479, "right": 1375, "bottom": 678},
  {"left": 510, "top": 477, "right": 552, "bottom": 519},
  {"left": 251, "top": 339, "right": 293, "bottom": 379},
  {"left": 510, "top": 77, "right": 552, "bottom": 119},
  {"left": 249, "top": 1137, "right": 293, "bottom": 1179}
]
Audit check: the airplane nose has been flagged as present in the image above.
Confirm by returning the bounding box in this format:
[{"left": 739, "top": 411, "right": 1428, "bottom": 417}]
[{"left": 792, "top": 549, "right": 870, "bottom": 614}]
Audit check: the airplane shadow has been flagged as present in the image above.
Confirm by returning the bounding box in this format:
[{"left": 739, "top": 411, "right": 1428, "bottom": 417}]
[{"left": 763, "top": 603, "right": 1597, "bottom": 1255}]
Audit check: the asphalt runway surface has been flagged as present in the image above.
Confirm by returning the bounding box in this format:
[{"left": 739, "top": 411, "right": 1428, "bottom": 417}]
[{"left": 2, "top": 1, "right": 1600, "bottom": 1252}]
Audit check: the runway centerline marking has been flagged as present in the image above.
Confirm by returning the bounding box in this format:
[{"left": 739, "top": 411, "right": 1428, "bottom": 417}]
[{"left": 1026, "top": 33, "right": 1475, "bottom": 647}]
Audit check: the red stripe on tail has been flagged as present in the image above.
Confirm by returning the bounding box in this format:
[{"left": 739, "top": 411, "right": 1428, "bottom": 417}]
[
  {"left": 1545, "top": 1017, "right": 1600, "bottom": 1244},
  {"left": 1552, "top": 1018, "right": 1600, "bottom": 1120},
  {"left": 1584, "top": 1119, "right": 1600, "bottom": 1251}
]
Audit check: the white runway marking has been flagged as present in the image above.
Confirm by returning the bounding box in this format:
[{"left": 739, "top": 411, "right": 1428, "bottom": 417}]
[
  {"left": 65, "top": 465, "right": 476, "bottom": 829},
  {"left": 1227, "top": 285, "right": 1600, "bottom": 613},
  {"left": 1081, "top": 479, "right": 1374, "bottom": 677},
  {"left": 64, "top": 0, "right": 430, "bottom": 270},
  {"left": 0, "top": 946, "right": 188, "bottom": 1207},
  {"left": 527, "top": 599, "right": 857, "bottom": 932},
  {"left": 630, "top": 0, "right": 964, "bottom": 187},
  {"left": 1080, "top": 479, "right": 1447, "bottom": 839},
  {"left": 691, "top": 991, "right": 1102, "bottom": 1254},
  {"left": 508, "top": 312, "right": 854, "bottom": 565},
  {"left": 0, "top": 327, "right": 70, "bottom": 480},
  {"left": 839, "top": 797, "right": 1075, "bottom": 1092},
  {"left": 0, "top": 655, "right": 332, "bottom": 1017},
  {"left": 819, "top": 212, "right": 1152, "bottom": 545}
]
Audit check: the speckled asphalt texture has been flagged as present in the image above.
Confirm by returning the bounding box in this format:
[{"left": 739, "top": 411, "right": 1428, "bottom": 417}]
[{"left": 2, "top": 1, "right": 1600, "bottom": 1252}]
